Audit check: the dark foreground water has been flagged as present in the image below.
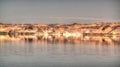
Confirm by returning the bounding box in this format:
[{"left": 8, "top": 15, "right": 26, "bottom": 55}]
[{"left": 0, "top": 35, "right": 120, "bottom": 67}]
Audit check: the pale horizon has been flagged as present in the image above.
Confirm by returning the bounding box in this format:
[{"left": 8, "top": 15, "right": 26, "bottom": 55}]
[{"left": 0, "top": 0, "right": 120, "bottom": 24}]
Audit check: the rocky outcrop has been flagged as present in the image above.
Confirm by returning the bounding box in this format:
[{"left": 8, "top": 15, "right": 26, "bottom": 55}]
[{"left": 0, "top": 22, "right": 120, "bottom": 36}]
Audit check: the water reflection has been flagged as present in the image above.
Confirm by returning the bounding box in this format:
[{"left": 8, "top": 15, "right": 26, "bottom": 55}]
[
  {"left": 0, "top": 35, "right": 120, "bottom": 55},
  {"left": 0, "top": 35, "right": 120, "bottom": 67},
  {"left": 0, "top": 35, "right": 120, "bottom": 45}
]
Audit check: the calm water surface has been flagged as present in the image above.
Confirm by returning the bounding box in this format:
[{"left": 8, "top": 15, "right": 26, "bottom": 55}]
[{"left": 0, "top": 35, "right": 120, "bottom": 67}]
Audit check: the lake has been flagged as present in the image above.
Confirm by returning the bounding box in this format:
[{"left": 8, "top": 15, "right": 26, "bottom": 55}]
[{"left": 0, "top": 35, "right": 120, "bottom": 67}]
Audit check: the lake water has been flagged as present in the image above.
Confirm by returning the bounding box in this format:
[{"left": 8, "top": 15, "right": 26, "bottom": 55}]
[{"left": 0, "top": 35, "right": 120, "bottom": 67}]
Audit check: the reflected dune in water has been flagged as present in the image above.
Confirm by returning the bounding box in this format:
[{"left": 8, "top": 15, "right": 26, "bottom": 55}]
[
  {"left": 0, "top": 34, "right": 120, "bottom": 67},
  {"left": 0, "top": 35, "right": 120, "bottom": 45}
]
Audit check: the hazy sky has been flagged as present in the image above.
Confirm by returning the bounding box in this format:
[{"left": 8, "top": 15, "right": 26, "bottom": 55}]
[{"left": 0, "top": 0, "right": 119, "bottom": 24}]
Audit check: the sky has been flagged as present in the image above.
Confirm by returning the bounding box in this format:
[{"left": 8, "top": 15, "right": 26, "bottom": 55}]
[{"left": 0, "top": 0, "right": 120, "bottom": 24}]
